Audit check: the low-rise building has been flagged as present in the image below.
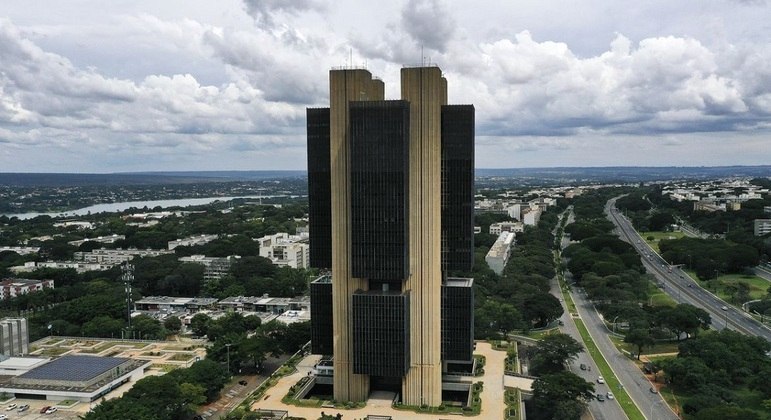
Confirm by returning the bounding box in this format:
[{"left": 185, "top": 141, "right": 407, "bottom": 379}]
[
  {"left": 168, "top": 234, "right": 219, "bottom": 250},
  {"left": 133, "top": 296, "right": 218, "bottom": 313},
  {"left": 522, "top": 207, "right": 542, "bottom": 226},
  {"left": 489, "top": 221, "right": 523, "bottom": 235},
  {"left": 178, "top": 255, "right": 239, "bottom": 282},
  {"left": 755, "top": 219, "right": 771, "bottom": 237},
  {"left": 0, "top": 278, "right": 54, "bottom": 300},
  {"left": 10, "top": 261, "right": 113, "bottom": 274},
  {"left": 485, "top": 232, "right": 515, "bottom": 275},
  {"left": 256, "top": 233, "right": 310, "bottom": 269},
  {"left": 74, "top": 248, "right": 172, "bottom": 265},
  {"left": 67, "top": 234, "right": 125, "bottom": 247},
  {"left": 0, "top": 246, "right": 39, "bottom": 255}
]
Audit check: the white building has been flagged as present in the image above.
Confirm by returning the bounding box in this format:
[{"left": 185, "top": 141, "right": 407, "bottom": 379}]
[
  {"left": 74, "top": 248, "right": 172, "bottom": 265},
  {"left": 67, "top": 234, "right": 124, "bottom": 247},
  {"left": 0, "top": 278, "right": 54, "bottom": 300},
  {"left": 0, "top": 247, "right": 39, "bottom": 256},
  {"left": 0, "top": 318, "right": 29, "bottom": 356},
  {"left": 489, "top": 221, "right": 524, "bottom": 235},
  {"left": 257, "top": 233, "right": 310, "bottom": 269},
  {"left": 522, "top": 208, "right": 542, "bottom": 226},
  {"left": 168, "top": 234, "right": 219, "bottom": 250},
  {"left": 178, "top": 255, "right": 240, "bottom": 281},
  {"left": 485, "top": 232, "right": 515, "bottom": 275},
  {"left": 10, "top": 261, "right": 113, "bottom": 274},
  {"left": 755, "top": 219, "right": 771, "bottom": 237}
]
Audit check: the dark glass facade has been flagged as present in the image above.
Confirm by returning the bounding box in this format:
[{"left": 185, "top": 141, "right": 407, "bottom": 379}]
[
  {"left": 352, "top": 291, "right": 410, "bottom": 377},
  {"left": 307, "top": 108, "right": 332, "bottom": 269},
  {"left": 441, "top": 105, "right": 475, "bottom": 272},
  {"left": 309, "top": 276, "right": 333, "bottom": 355},
  {"left": 441, "top": 278, "right": 474, "bottom": 363},
  {"left": 349, "top": 101, "right": 410, "bottom": 280}
]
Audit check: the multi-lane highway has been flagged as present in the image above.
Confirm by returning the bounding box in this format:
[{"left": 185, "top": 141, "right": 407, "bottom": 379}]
[
  {"left": 606, "top": 197, "right": 771, "bottom": 343},
  {"left": 555, "top": 208, "right": 677, "bottom": 420}
]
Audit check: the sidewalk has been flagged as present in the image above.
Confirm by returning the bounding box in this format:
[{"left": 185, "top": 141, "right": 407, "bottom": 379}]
[{"left": 249, "top": 342, "right": 510, "bottom": 419}]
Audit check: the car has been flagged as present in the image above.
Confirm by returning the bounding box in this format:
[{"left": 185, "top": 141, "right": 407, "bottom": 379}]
[
  {"left": 596, "top": 393, "right": 605, "bottom": 401},
  {"left": 238, "top": 380, "right": 248, "bottom": 386},
  {"left": 0, "top": 414, "right": 8, "bottom": 420},
  {"left": 606, "top": 391, "right": 615, "bottom": 400},
  {"left": 17, "top": 404, "right": 29, "bottom": 412},
  {"left": 5, "top": 404, "right": 15, "bottom": 411},
  {"left": 688, "top": 283, "right": 693, "bottom": 288},
  {"left": 721, "top": 306, "right": 728, "bottom": 311},
  {"left": 597, "top": 376, "right": 605, "bottom": 384},
  {"left": 40, "top": 406, "right": 50, "bottom": 414},
  {"left": 580, "top": 363, "right": 587, "bottom": 370},
  {"left": 650, "top": 386, "right": 659, "bottom": 394},
  {"left": 45, "top": 407, "right": 58, "bottom": 414}
]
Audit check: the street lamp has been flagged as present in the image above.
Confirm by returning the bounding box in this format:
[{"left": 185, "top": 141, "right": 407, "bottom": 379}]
[{"left": 225, "top": 343, "right": 232, "bottom": 374}]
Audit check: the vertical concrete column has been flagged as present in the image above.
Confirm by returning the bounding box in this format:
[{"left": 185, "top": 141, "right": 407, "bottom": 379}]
[
  {"left": 329, "top": 69, "right": 384, "bottom": 402},
  {"left": 401, "top": 66, "right": 447, "bottom": 406}
]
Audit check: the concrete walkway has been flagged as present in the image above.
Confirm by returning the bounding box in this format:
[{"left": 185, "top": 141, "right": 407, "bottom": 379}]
[{"left": 249, "top": 341, "right": 511, "bottom": 419}]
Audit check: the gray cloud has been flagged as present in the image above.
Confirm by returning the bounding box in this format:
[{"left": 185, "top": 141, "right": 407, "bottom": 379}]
[
  {"left": 400, "top": 0, "right": 456, "bottom": 53},
  {"left": 242, "top": 0, "right": 326, "bottom": 28}
]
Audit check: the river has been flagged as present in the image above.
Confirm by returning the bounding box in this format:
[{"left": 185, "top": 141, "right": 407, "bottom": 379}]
[{"left": 2, "top": 195, "right": 300, "bottom": 220}]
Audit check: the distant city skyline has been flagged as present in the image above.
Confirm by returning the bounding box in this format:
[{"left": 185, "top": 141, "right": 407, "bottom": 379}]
[{"left": 1, "top": 0, "right": 769, "bottom": 172}]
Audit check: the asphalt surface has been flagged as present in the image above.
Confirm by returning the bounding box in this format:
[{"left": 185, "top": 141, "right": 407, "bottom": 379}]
[
  {"left": 606, "top": 197, "right": 771, "bottom": 343},
  {"left": 556, "top": 207, "right": 678, "bottom": 420}
]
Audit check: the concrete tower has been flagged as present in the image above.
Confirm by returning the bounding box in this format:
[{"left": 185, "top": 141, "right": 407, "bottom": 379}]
[{"left": 308, "top": 65, "right": 474, "bottom": 406}]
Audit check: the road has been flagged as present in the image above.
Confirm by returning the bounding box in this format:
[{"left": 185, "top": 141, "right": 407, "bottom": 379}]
[
  {"left": 606, "top": 197, "right": 771, "bottom": 343},
  {"left": 199, "top": 355, "right": 289, "bottom": 419},
  {"left": 552, "top": 208, "right": 628, "bottom": 420},
  {"left": 555, "top": 207, "right": 678, "bottom": 420}
]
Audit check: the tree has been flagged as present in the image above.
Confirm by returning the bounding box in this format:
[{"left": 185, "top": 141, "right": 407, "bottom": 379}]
[
  {"left": 81, "top": 316, "right": 124, "bottom": 338},
  {"left": 531, "top": 371, "right": 595, "bottom": 420},
  {"left": 530, "top": 333, "right": 584, "bottom": 375},
  {"left": 475, "top": 299, "right": 522, "bottom": 339},
  {"left": 164, "top": 316, "right": 182, "bottom": 334},
  {"left": 522, "top": 292, "right": 563, "bottom": 327},
  {"left": 131, "top": 314, "right": 166, "bottom": 340},
  {"left": 624, "top": 328, "right": 654, "bottom": 360},
  {"left": 190, "top": 313, "right": 211, "bottom": 337}
]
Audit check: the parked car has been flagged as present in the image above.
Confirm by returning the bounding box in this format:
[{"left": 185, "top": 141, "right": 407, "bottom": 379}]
[
  {"left": 17, "top": 404, "right": 29, "bottom": 412},
  {"left": 596, "top": 393, "right": 605, "bottom": 401},
  {"left": 579, "top": 363, "right": 587, "bottom": 371},
  {"left": 45, "top": 407, "right": 58, "bottom": 414},
  {"left": 40, "top": 406, "right": 51, "bottom": 414},
  {"left": 597, "top": 376, "right": 605, "bottom": 384},
  {"left": 0, "top": 414, "right": 8, "bottom": 420},
  {"left": 606, "top": 391, "right": 615, "bottom": 400},
  {"left": 650, "top": 386, "right": 659, "bottom": 394},
  {"left": 5, "top": 403, "right": 15, "bottom": 411},
  {"left": 238, "top": 380, "right": 248, "bottom": 386}
]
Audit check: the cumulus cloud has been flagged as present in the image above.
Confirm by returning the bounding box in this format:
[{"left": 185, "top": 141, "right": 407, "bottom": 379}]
[{"left": 448, "top": 32, "right": 768, "bottom": 137}]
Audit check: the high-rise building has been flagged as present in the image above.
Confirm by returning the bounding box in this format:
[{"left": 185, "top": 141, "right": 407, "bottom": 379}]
[
  {"left": 308, "top": 66, "right": 474, "bottom": 406},
  {"left": 0, "top": 318, "right": 29, "bottom": 356}
]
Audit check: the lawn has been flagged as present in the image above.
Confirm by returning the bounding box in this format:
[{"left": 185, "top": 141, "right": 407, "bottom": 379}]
[
  {"left": 639, "top": 231, "right": 685, "bottom": 253},
  {"left": 609, "top": 336, "right": 680, "bottom": 357},
  {"left": 685, "top": 270, "right": 770, "bottom": 302}
]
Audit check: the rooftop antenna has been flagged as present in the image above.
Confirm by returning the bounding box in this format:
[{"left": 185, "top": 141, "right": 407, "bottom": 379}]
[
  {"left": 350, "top": 48, "right": 353, "bottom": 69},
  {"left": 122, "top": 262, "right": 134, "bottom": 335},
  {"left": 421, "top": 45, "right": 424, "bottom": 66}
]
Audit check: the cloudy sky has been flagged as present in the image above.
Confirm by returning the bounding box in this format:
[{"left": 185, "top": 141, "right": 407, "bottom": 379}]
[{"left": 1, "top": 0, "right": 769, "bottom": 172}]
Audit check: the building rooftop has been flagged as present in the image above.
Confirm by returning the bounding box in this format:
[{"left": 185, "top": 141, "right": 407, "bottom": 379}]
[{"left": 17, "top": 355, "right": 129, "bottom": 382}]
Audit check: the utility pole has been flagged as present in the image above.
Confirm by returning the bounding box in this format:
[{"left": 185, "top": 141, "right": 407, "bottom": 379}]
[{"left": 122, "top": 262, "right": 134, "bottom": 333}]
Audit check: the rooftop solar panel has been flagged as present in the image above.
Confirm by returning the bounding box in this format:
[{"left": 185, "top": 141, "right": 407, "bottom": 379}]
[{"left": 18, "top": 355, "right": 129, "bottom": 382}]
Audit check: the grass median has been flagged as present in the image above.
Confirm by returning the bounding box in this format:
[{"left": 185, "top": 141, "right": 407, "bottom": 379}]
[{"left": 574, "top": 318, "right": 646, "bottom": 420}]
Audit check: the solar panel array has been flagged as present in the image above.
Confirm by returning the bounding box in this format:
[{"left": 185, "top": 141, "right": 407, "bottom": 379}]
[{"left": 18, "top": 355, "right": 129, "bottom": 382}]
